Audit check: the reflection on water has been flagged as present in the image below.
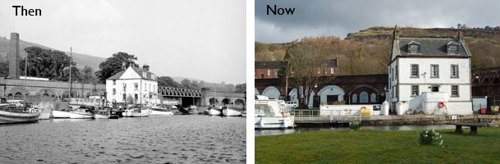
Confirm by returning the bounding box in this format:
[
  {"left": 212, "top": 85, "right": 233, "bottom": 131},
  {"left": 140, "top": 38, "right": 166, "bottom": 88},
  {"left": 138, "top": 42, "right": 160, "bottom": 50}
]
[
  {"left": 0, "top": 115, "right": 246, "bottom": 163},
  {"left": 256, "top": 124, "right": 456, "bottom": 136}
]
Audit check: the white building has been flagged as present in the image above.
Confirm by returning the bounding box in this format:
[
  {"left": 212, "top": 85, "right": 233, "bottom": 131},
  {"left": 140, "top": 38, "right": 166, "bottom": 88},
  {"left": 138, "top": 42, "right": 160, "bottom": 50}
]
[
  {"left": 106, "top": 65, "right": 159, "bottom": 105},
  {"left": 388, "top": 26, "right": 472, "bottom": 115}
]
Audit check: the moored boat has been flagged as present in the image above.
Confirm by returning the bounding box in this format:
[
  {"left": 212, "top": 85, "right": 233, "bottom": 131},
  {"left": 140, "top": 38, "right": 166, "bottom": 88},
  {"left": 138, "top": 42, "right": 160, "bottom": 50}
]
[
  {"left": 208, "top": 108, "right": 222, "bottom": 116},
  {"left": 69, "top": 106, "right": 94, "bottom": 119},
  {"left": 130, "top": 108, "right": 151, "bottom": 117},
  {"left": 255, "top": 95, "right": 295, "bottom": 129},
  {"left": 222, "top": 107, "right": 242, "bottom": 117},
  {"left": 36, "top": 107, "right": 52, "bottom": 120},
  {"left": 150, "top": 109, "right": 174, "bottom": 116},
  {"left": 52, "top": 110, "right": 72, "bottom": 118},
  {"left": 0, "top": 98, "right": 40, "bottom": 124}
]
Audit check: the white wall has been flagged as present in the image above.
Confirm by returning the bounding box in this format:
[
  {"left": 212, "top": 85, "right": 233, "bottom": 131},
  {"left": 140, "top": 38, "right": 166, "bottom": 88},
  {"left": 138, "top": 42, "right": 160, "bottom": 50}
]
[
  {"left": 320, "top": 104, "right": 381, "bottom": 116},
  {"left": 398, "top": 58, "right": 470, "bottom": 84}
]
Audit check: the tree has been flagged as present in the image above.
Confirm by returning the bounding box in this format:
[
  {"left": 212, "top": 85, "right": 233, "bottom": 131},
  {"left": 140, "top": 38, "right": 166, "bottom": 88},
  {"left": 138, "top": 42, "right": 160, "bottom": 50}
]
[
  {"left": 20, "top": 46, "right": 73, "bottom": 80},
  {"left": 95, "top": 52, "right": 137, "bottom": 83},
  {"left": 0, "top": 61, "right": 8, "bottom": 77},
  {"left": 157, "top": 76, "right": 182, "bottom": 87},
  {"left": 234, "top": 83, "right": 246, "bottom": 93},
  {"left": 80, "top": 66, "right": 97, "bottom": 84},
  {"left": 181, "top": 79, "right": 199, "bottom": 89}
]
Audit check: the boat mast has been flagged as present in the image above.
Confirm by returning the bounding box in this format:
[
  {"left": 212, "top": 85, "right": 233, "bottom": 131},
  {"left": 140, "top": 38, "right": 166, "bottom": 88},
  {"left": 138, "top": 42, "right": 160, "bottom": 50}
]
[
  {"left": 68, "top": 47, "right": 72, "bottom": 100},
  {"left": 23, "top": 49, "right": 28, "bottom": 110}
]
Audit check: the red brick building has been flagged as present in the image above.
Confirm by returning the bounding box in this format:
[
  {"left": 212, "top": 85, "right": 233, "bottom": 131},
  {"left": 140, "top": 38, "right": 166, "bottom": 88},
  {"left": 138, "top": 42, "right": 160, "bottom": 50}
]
[{"left": 255, "top": 59, "right": 338, "bottom": 79}]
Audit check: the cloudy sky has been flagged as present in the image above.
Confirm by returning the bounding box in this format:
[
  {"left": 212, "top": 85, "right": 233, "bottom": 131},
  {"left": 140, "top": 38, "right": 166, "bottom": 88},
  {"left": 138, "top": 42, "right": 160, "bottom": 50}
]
[
  {"left": 256, "top": 0, "right": 500, "bottom": 43},
  {"left": 0, "top": 0, "right": 245, "bottom": 84}
]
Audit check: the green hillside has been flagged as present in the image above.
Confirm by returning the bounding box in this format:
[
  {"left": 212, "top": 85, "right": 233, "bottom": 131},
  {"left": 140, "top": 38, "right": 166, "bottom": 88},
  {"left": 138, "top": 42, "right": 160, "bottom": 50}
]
[{"left": 256, "top": 26, "right": 500, "bottom": 75}]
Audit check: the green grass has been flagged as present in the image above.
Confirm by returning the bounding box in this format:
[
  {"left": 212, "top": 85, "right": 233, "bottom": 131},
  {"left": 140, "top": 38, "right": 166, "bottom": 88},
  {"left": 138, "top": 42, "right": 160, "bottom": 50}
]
[{"left": 256, "top": 127, "right": 500, "bottom": 163}]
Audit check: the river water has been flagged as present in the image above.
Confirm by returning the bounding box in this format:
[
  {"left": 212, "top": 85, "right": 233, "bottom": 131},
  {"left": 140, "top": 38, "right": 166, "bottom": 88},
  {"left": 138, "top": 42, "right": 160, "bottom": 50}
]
[
  {"left": 255, "top": 124, "right": 457, "bottom": 136},
  {"left": 0, "top": 115, "right": 246, "bottom": 163}
]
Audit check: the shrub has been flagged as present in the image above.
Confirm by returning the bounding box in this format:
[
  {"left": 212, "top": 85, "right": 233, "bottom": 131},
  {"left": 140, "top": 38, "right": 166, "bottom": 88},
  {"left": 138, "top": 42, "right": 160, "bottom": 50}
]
[
  {"left": 349, "top": 121, "right": 360, "bottom": 130},
  {"left": 419, "top": 129, "right": 444, "bottom": 147}
]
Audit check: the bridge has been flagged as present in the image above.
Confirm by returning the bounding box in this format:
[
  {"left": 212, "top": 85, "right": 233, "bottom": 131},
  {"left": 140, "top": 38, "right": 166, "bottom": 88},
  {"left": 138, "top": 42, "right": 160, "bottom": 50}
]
[{"left": 157, "top": 86, "right": 245, "bottom": 107}]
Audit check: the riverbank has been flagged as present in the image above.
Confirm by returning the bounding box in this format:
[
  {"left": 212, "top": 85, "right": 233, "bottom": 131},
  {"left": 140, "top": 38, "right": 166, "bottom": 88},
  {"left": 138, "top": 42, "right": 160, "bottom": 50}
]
[
  {"left": 295, "top": 114, "right": 500, "bottom": 127},
  {"left": 256, "top": 126, "right": 500, "bottom": 163}
]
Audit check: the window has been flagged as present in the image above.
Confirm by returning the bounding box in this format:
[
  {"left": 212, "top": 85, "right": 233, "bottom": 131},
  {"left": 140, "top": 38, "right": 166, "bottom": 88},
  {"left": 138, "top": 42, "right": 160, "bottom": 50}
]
[
  {"left": 260, "top": 74, "right": 264, "bottom": 79},
  {"left": 134, "top": 83, "right": 138, "bottom": 90},
  {"left": 370, "top": 93, "right": 377, "bottom": 103},
  {"left": 448, "top": 45, "right": 458, "bottom": 54},
  {"left": 330, "top": 68, "right": 334, "bottom": 74},
  {"left": 352, "top": 94, "right": 358, "bottom": 103},
  {"left": 451, "top": 85, "right": 459, "bottom": 97},
  {"left": 267, "top": 69, "right": 271, "bottom": 76},
  {"left": 431, "top": 65, "right": 439, "bottom": 78},
  {"left": 275, "top": 69, "right": 278, "bottom": 77},
  {"left": 451, "top": 65, "right": 459, "bottom": 78},
  {"left": 135, "top": 94, "right": 138, "bottom": 100},
  {"left": 431, "top": 86, "right": 439, "bottom": 92},
  {"left": 411, "top": 85, "right": 419, "bottom": 96},
  {"left": 411, "top": 64, "right": 419, "bottom": 77},
  {"left": 112, "top": 88, "right": 116, "bottom": 95},
  {"left": 317, "top": 68, "right": 321, "bottom": 74},
  {"left": 409, "top": 44, "right": 420, "bottom": 54},
  {"left": 113, "top": 80, "right": 116, "bottom": 85},
  {"left": 122, "top": 94, "right": 126, "bottom": 100}
]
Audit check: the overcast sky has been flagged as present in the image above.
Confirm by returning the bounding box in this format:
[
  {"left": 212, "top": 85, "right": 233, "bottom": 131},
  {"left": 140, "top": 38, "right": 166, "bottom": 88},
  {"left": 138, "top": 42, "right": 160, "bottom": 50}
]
[
  {"left": 256, "top": 0, "right": 500, "bottom": 43},
  {"left": 0, "top": 0, "right": 245, "bottom": 84}
]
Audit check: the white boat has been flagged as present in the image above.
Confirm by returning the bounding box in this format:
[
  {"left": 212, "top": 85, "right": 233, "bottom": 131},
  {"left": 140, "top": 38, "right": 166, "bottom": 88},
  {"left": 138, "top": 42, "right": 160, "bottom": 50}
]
[
  {"left": 94, "top": 113, "right": 109, "bottom": 119},
  {"left": 0, "top": 99, "right": 40, "bottom": 124},
  {"left": 122, "top": 109, "right": 133, "bottom": 117},
  {"left": 150, "top": 109, "right": 174, "bottom": 116},
  {"left": 36, "top": 107, "right": 52, "bottom": 120},
  {"left": 130, "top": 108, "right": 151, "bottom": 117},
  {"left": 255, "top": 95, "right": 295, "bottom": 129},
  {"left": 51, "top": 110, "right": 72, "bottom": 118},
  {"left": 69, "top": 107, "right": 94, "bottom": 119},
  {"left": 208, "top": 108, "right": 221, "bottom": 116},
  {"left": 222, "top": 107, "right": 242, "bottom": 117}
]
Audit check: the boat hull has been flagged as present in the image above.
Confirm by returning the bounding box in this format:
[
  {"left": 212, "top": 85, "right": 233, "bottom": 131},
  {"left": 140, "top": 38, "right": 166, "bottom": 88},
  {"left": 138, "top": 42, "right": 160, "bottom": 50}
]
[
  {"left": 222, "top": 108, "right": 242, "bottom": 117},
  {"left": 150, "top": 110, "right": 174, "bottom": 116},
  {"left": 0, "top": 110, "right": 40, "bottom": 124},
  {"left": 208, "top": 109, "right": 221, "bottom": 116},
  {"left": 52, "top": 110, "right": 72, "bottom": 118},
  {"left": 94, "top": 114, "right": 109, "bottom": 119},
  {"left": 255, "top": 116, "right": 295, "bottom": 129},
  {"left": 69, "top": 112, "right": 94, "bottom": 119},
  {"left": 131, "top": 109, "right": 151, "bottom": 117}
]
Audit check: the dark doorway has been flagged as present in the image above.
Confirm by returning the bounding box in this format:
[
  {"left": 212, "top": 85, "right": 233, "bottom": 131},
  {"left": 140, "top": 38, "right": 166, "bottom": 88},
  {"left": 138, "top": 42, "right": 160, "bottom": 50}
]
[{"left": 327, "top": 95, "right": 338, "bottom": 104}]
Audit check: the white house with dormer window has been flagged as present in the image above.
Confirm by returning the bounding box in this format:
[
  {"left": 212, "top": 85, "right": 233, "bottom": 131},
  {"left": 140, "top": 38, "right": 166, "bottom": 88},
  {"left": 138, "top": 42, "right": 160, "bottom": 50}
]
[
  {"left": 387, "top": 25, "right": 472, "bottom": 115},
  {"left": 106, "top": 64, "right": 159, "bottom": 105}
]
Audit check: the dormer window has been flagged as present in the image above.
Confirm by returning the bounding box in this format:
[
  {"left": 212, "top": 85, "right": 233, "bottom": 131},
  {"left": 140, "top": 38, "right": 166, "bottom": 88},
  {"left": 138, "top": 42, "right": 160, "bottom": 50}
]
[
  {"left": 407, "top": 41, "right": 421, "bottom": 54},
  {"left": 447, "top": 42, "right": 459, "bottom": 55}
]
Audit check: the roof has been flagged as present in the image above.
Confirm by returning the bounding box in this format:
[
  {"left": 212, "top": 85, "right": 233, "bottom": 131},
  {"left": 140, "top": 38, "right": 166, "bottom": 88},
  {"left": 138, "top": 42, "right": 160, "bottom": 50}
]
[
  {"left": 255, "top": 61, "right": 282, "bottom": 69},
  {"left": 107, "top": 67, "right": 156, "bottom": 80},
  {"left": 255, "top": 59, "right": 338, "bottom": 69},
  {"left": 396, "top": 37, "right": 470, "bottom": 57}
]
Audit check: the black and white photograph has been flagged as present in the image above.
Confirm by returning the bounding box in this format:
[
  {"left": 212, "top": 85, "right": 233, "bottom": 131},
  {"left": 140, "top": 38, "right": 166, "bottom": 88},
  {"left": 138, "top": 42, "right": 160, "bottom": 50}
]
[{"left": 0, "top": 0, "right": 246, "bottom": 163}]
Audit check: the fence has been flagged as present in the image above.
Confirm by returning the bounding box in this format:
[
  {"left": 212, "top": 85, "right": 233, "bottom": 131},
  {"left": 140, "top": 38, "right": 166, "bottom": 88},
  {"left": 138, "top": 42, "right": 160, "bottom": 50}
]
[{"left": 292, "top": 109, "right": 361, "bottom": 123}]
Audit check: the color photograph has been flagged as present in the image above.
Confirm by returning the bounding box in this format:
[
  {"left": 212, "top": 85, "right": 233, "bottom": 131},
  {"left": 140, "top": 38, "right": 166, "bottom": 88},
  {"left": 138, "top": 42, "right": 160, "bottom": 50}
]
[{"left": 255, "top": 0, "right": 500, "bottom": 163}]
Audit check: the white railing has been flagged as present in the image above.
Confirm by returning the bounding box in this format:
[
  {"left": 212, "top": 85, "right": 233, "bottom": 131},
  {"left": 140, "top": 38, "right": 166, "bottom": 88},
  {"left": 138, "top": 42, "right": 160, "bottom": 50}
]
[{"left": 292, "top": 109, "right": 362, "bottom": 123}]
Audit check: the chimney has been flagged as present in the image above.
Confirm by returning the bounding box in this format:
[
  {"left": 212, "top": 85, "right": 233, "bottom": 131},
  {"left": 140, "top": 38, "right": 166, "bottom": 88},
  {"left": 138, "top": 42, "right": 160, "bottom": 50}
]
[
  {"left": 143, "top": 64, "right": 150, "bottom": 71},
  {"left": 457, "top": 31, "right": 464, "bottom": 41},
  {"left": 393, "top": 25, "right": 400, "bottom": 40},
  {"left": 8, "top": 33, "right": 20, "bottom": 79},
  {"left": 122, "top": 62, "right": 127, "bottom": 70}
]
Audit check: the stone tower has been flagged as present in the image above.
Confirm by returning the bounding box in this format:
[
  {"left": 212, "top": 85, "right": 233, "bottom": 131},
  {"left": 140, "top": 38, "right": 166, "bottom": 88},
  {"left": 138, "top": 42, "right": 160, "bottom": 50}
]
[{"left": 8, "top": 33, "right": 20, "bottom": 79}]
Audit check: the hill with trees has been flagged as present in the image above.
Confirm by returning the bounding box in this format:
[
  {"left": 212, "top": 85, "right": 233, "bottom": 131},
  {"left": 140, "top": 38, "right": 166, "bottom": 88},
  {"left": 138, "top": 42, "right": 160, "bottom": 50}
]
[{"left": 256, "top": 25, "right": 500, "bottom": 75}]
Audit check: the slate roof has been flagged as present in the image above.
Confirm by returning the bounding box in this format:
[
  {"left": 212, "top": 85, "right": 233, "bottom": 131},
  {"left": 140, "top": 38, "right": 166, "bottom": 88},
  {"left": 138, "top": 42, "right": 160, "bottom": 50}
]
[
  {"left": 397, "top": 37, "right": 470, "bottom": 57},
  {"left": 255, "top": 61, "right": 282, "bottom": 69},
  {"left": 107, "top": 67, "right": 156, "bottom": 80},
  {"left": 255, "top": 59, "right": 338, "bottom": 69}
]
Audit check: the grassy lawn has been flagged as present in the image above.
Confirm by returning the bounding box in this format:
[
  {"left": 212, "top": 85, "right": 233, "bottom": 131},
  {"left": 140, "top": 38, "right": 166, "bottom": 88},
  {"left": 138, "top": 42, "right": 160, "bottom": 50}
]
[{"left": 256, "top": 127, "right": 500, "bottom": 163}]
